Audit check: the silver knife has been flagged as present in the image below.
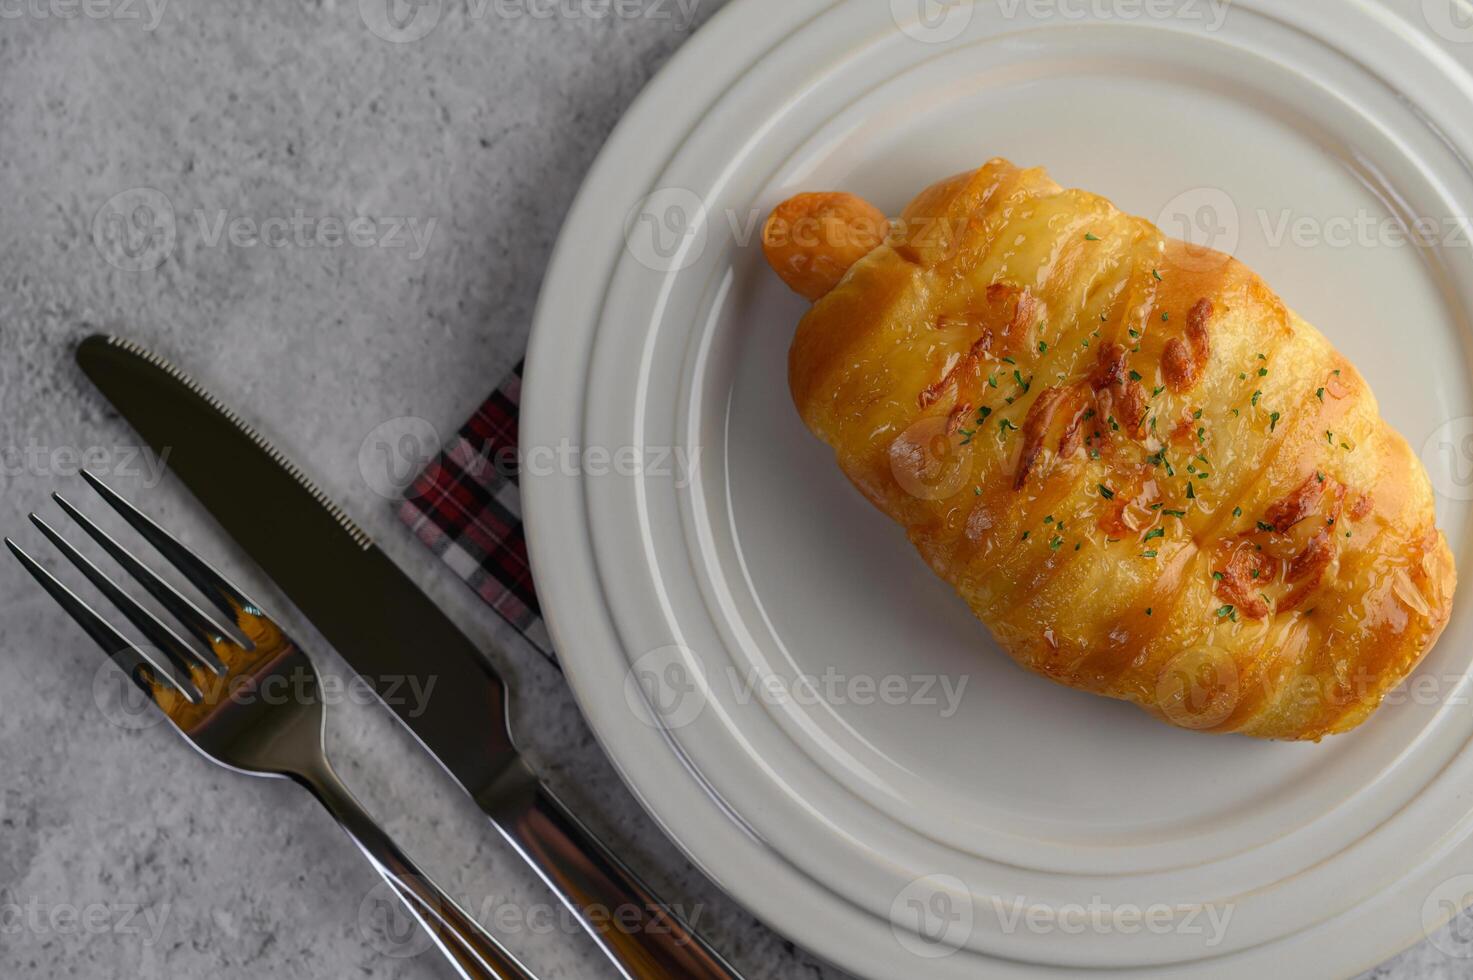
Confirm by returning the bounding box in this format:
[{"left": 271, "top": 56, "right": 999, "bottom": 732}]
[{"left": 76, "top": 334, "right": 743, "bottom": 980}]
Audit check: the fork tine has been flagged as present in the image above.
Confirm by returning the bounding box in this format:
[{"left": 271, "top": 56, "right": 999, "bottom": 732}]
[
  {"left": 79, "top": 470, "right": 261, "bottom": 631},
  {"left": 30, "top": 513, "right": 226, "bottom": 681},
  {"left": 52, "top": 493, "right": 230, "bottom": 674},
  {"left": 5, "top": 537, "right": 199, "bottom": 704}
]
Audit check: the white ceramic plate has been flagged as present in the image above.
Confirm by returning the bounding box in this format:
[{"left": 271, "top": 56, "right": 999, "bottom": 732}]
[{"left": 521, "top": 1, "right": 1473, "bottom": 975}]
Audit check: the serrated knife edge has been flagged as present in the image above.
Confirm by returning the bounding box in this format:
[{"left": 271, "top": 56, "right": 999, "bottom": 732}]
[{"left": 93, "top": 335, "right": 373, "bottom": 550}]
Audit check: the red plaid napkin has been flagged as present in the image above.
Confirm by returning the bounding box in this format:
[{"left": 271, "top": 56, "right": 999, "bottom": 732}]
[{"left": 396, "top": 361, "right": 555, "bottom": 662}]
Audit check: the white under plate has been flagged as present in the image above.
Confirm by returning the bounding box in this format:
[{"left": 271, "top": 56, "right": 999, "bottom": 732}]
[{"left": 522, "top": 1, "right": 1473, "bottom": 975}]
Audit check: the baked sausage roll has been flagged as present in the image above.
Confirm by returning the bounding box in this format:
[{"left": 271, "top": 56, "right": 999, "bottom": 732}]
[{"left": 763, "top": 159, "right": 1456, "bottom": 740}]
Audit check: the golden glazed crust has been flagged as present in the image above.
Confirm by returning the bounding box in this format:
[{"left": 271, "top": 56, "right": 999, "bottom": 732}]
[{"left": 772, "top": 159, "right": 1456, "bottom": 740}]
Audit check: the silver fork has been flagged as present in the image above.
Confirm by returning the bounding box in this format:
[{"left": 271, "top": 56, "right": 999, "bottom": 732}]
[{"left": 7, "top": 471, "right": 537, "bottom": 980}]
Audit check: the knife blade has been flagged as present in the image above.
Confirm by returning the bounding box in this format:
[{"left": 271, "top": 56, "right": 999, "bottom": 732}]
[{"left": 77, "top": 334, "right": 742, "bottom": 980}]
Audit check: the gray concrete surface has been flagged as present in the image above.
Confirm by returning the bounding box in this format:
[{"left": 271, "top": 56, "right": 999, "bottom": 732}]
[{"left": 0, "top": 1, "right": 1465, "bottom": 977}]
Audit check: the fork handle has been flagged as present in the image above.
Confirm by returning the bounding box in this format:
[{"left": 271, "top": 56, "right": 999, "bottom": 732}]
[
  {"left": 294, "top": 762, "right": 537, "bottom": 980},
  {"left": 480, "top": 758, "right": 742, "bottom": 980}
]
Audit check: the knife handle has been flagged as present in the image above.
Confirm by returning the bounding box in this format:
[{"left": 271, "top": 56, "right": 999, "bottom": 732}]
[{"left": 482, "top": 759, "right": 744, "bottom": 980}]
